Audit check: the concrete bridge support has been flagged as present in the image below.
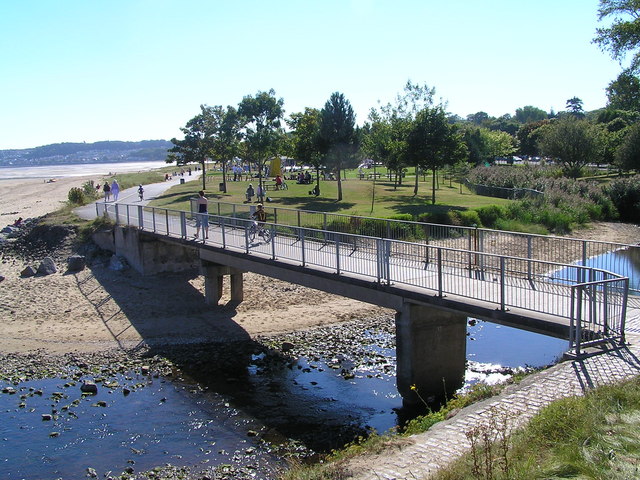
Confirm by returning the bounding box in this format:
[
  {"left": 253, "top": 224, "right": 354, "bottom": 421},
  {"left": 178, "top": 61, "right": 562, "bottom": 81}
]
[
  {"left": 201, "top": 261, "right": 245, "bottom": 306},
  {"left": 396, "top": 303, "right": 467, "bottom": 408}
]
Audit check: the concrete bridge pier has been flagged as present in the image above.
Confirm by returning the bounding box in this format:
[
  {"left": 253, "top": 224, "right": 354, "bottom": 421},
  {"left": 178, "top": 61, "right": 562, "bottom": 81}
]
[
  {"left": 396, "top": 303, "right": 467, "bottom": 408},
  {"left": 201, "top": 261, "right": 245, "bottom": 306}
]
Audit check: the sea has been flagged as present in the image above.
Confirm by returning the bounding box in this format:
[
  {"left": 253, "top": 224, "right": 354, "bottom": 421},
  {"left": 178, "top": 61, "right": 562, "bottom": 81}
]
[{"left": 0, "top": 160, "right": 166, "bottom": 180}]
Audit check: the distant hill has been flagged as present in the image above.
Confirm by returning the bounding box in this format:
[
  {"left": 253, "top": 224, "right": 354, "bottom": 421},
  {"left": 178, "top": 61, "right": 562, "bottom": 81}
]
[{"left": 0, "top": 140, "right": 173, "bottom": 167}]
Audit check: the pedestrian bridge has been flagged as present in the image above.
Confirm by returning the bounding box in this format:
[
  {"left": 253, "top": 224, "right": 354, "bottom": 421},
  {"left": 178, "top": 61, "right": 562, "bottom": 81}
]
[{"left": 96, "top": 202, "right": 630, "bottom": 406}]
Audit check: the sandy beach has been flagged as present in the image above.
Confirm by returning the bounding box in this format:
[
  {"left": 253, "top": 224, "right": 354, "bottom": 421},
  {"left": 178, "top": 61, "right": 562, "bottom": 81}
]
[
  {"left": 0, "top": 175, "right": 389, "bottom": 355},
  {"left": 1, "top": 175, "right": 639, "bottom": 356}
]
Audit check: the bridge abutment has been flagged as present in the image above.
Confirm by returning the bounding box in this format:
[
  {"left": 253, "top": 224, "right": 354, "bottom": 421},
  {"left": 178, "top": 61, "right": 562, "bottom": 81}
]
[
  {"left": 396, "top": 303, "right": 467, "bottom": 408},
  {"left": 201, "top": 261, "right": 245, "bottom": 305}
]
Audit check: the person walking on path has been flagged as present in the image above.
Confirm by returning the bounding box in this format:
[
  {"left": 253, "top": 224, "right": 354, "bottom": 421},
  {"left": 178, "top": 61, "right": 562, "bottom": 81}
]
[
  {"left": 194, "top": 190, "right": 209, "bottom": 239},
  {"left": 245, "top": 184, "right": 255, "bottom": 203},
  {"left": 110, "top": 179, "right": 120, "bottom": 201},
  {"left": 103, "top": 182, "right": 111, "bottom": 202},
  {"left": 138, "top": 184, "right": 144, "bottom": 201}
]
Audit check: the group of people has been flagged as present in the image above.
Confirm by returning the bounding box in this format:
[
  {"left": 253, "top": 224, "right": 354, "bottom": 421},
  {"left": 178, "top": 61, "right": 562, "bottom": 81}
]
[{"left": 102, "top": 179, "right": 120, "bottom": 202}]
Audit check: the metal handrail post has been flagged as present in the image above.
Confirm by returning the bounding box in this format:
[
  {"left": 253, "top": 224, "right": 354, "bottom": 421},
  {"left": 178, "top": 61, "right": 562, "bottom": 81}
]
[
  {"left": 138, "top": 206, "right": 144, "bottom": 229},
  {"left": 221, "top": 217, "right": 226, "bottom": 248},
  {"left": 245, "top": 225, "right": 249, "bottom": 254},
  {"left": 114, "top": 204, "right": 120, "bottom": 225},
  {"left": 437, "top": 247, "right": 443, "bottom": 297},
  {"left": 301, "top": 232, "right": 306, "bottom": 267},
  {"left": 336, "top": 237, "right": 340, "bottom": 274},
  {"left": 575, "top": 286, "right": 583, "bottom": 355},
  {"left": 180, "top": 212, "right": 187, "bottom": 238},
  {"left": 376, "top": 239, "right": 382, "bottom": 283},
  {"left": 126, "top": 205, "right": 130, "bottom": 226},
  {"left": 271, "top": 225, "right": 276, "bottom": 259},
  {"left": 569, "top": 286, "right": 577, "bottom": 351},
  {"left": 164, "top": 210, "right": 169, "bottom": 235},
  {"left": 152, "top": 208, "right": 156, "bottom": 232},
  {"left": 500, "top": 256, "right": 506, "bottom": 311},
  {"left": 385, "top": 239, "right": 391, "bottom": 285}
]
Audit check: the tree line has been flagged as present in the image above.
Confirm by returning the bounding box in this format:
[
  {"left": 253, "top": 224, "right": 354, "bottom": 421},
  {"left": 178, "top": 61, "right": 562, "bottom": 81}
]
[{"left": 168, "top": 1, "right": 640, "bottom": 203}]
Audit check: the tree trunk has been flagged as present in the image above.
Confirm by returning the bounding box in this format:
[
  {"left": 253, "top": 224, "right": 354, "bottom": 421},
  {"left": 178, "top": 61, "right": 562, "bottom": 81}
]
[
  {"left": 201, "top": 160, "right": 206, "bottom": 191},
  {"left": 431, "top": 167, "right": 437, "bottom": 204},
  {"left": 413, "top": 166, "right": 419, "bottom": 196},
  {"left": 337, "top": 167, "right": 343, "bottom": 201}
]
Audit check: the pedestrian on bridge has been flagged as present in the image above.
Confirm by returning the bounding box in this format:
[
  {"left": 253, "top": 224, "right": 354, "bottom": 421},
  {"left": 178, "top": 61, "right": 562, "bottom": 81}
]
[{"left": 195, "top": 190, "right": 209, "bottom": 239}]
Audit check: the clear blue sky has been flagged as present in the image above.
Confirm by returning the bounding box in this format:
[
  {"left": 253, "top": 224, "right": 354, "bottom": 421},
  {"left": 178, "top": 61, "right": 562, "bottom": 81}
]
[{"left": 0, "top": 0, "right": 623, "bottom": 150}]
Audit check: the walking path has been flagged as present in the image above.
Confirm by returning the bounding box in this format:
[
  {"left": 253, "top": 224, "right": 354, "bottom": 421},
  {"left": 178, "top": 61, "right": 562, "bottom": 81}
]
[{"left": 344, "top": 307, "right": 640, "bottom": 479}]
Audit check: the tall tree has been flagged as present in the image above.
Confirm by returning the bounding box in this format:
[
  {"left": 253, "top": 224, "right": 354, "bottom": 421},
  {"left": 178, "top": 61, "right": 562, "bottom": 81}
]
[
  {"left": 287, "top": 107, "right": 323, "bottom": 194},
  {"left": 538, "top": 117, "right": 604, "bottom": 177},
  {"left": 566, "top": 97, "right": 585, "bottom": 117},
  {"left": 318, "top": 92, "right": 358, "bottom": 201},
  {"left": 594, "top": 0, "right": 640, "bottom": 73},
  {"left": 209, "top": 106, "right": 243, "bottom": 193},
  {"left": 238, "top": 89, "right": 285, "bottom": 203},
  {"left": 606, "top": 71, "right": 640, "bottom": 111},
  {"left": 407, "top": 106, "right": 467, "bottom": 203},
  {"left": 167, "top": 105, "right": 239, "bottom": 190}
]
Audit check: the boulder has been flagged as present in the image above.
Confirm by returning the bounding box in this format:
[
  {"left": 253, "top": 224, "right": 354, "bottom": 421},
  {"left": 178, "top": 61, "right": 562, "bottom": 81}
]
[
  {"left": 20, "top": 266, "right": 37, "bottom": 277},
  {"left": 109, "top": 255, "right": 128, "bottom": 271},
  {"left": 80, "top": 381, "right": 98, "bottom": 395},
  {"left": 67, "top": 255, "right": 86, "bottom": 272},
  {"left": 37, "top": 257, "right": 57, "bottom": 275}
]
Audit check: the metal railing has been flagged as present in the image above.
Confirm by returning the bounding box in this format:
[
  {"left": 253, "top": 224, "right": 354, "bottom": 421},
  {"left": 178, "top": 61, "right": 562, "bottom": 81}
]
[
  {"left": 188, "top": 199, "right": 640, "bottom": 297},
  {"left": 99, "top": 202, "right": 629, "bottom": 354}
]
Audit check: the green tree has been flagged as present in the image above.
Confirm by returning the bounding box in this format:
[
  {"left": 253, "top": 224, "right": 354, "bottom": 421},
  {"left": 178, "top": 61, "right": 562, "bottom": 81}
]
[
  {"left": 594, "top": 0, "right": 640, "bottom": 73},
  {"left": 318, "top": 92, "right": 358, "bottom": 201},
  {"left": 566, "top": 97, "right": 585, "bottom": 118},
  {"left": 514, "top": 105, "right": 548, "bottom": 123},
  {"left": 538, "top": 117, "right": 604, "bottom": 177},
  {"left": 616, "top": 122, "right": 640, "bottom": 170},
  {"left": 606, "top": 71, "right": 640, "bottom": 111},
  {"left": 516, "top": 120, "right": 550, "bottom": 157},
  {"left": 287, "top": 107, "right": 323, "bottom": 194},
  {"left": 407, "top": 106, "right": 467, "bottom": 203},
  {"left": 168, "top": 104, "right": 237, "bottom": 191},
  {"left": 466, "top": 111, "right": 491, "bottom": 125},
  {"left": 238, "top": 89, "right": 285, "bottom": 203}
]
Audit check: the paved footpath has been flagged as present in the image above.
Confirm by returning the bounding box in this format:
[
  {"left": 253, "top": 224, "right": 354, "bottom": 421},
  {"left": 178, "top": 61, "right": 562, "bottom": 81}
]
[{"left": 346, "top": 306, "right": 640, "bottom": 479}]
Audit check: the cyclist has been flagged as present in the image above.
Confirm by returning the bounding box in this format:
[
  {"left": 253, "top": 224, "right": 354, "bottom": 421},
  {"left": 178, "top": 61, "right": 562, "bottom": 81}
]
[
  {"left": 251, "top": 203, "right": 267, "bottom": 237},
  {"left": 138, "top": 184, "right": 144, "bottom": 201}
]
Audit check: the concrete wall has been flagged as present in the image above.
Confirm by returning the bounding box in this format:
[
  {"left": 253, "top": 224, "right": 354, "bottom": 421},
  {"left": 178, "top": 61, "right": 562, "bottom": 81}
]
[{"left": 92, "top": 226, "right": 199, "bottom": 275}]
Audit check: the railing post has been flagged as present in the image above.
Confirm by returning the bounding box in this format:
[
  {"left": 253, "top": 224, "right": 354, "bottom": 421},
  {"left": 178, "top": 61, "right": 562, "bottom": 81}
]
[
  {"left": 386, "top": 220, "right": 391, "bottom": 239},
  {"left": 335, "top": 236, "right": 340, "bottom": 274},
  {"left": 126, "top": 205, "right": 130, "bottom": 226},
  {"left": 152, "top": 208, "right": 157, "bottom": 232},
  {"left": 376, "top": 239, "right": 382, "bottom": 283},
  {"left": 527, "top": 236, "right": 533, "bottom": 282},
  {"left": 500, "top": 256, "right": 506, "bottom": 311},
  {"left": 245, "top": 224, "right": 249, "bottom": 254},
  {"left": 165, "top": 210, "right": 169, "bottom": 235},
  {"left": 114, "top": 204, "right": 120, "bottom": 225},
  {"left": 180, "top": 212, "right": 187, "bottom": 238},
  {"left": 221, "top": 217, "right": 226, "bottom": 248},
  {"left": 385, "top": 239, "right": 391, "bottom": 285},
  {"left": 575, "top": 285, "right": 583, "bottom": 355},
  {"left": 138, "top": 206, "right": 144, "bottom": 229},
  {"left": 271, "top": 225, "right": 276, "bottom": 259},
  {"left": 301, "top": 231, "right": 306, "bottom": 267},
  {"left": 437, "top": 247, "right": 443, "bottom": 297}
]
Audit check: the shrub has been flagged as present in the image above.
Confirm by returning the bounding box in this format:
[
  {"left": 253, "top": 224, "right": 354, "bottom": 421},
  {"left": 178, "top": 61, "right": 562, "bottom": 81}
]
[
  {"left": 607, "top": 176, "right": 640, "bottom": 223},
  {"left": 67, "top": 187, "right": 85, "bottom": 205},
  {"left": 475, "top": 205, "right": 506, "bottom": 228}
]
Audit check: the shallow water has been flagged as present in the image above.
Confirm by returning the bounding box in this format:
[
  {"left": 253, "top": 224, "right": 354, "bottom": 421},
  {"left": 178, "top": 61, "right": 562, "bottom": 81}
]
[
  {"left": 0, "top": 161, "right": 165, "bottom": 180},
  {"left": 0, "top": 318, "right": 567, "bottom": 479}
]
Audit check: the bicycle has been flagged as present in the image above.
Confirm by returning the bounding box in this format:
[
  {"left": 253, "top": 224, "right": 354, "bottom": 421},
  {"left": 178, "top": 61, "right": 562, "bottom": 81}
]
[{"left": 248, "top": 221, "right": 272, "bottom": 243}]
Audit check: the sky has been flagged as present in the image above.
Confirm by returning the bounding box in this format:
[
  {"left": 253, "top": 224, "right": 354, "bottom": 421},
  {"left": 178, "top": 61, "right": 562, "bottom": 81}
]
[{"left": 0, "top": 0, "right": 627, "bottom": 150}]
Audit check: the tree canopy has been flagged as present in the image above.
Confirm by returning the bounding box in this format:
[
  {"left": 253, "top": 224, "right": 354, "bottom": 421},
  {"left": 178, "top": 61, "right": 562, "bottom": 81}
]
[
  {"left": 319, "top": 92, "right": 358, "bottom": 201},
  {"left": 594, "top": 0, "right": 640, "bottom": 73}
]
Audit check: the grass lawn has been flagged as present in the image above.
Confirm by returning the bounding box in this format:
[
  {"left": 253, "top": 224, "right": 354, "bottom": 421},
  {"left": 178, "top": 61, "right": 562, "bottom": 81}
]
[{"left": 150, "top": 169, "right": 512, "bottom": 220}]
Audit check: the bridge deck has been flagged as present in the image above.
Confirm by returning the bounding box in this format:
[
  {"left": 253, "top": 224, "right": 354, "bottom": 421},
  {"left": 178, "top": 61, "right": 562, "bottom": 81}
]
[{"left": 104, "top": 204, "right": 630, "bottom": 349}]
